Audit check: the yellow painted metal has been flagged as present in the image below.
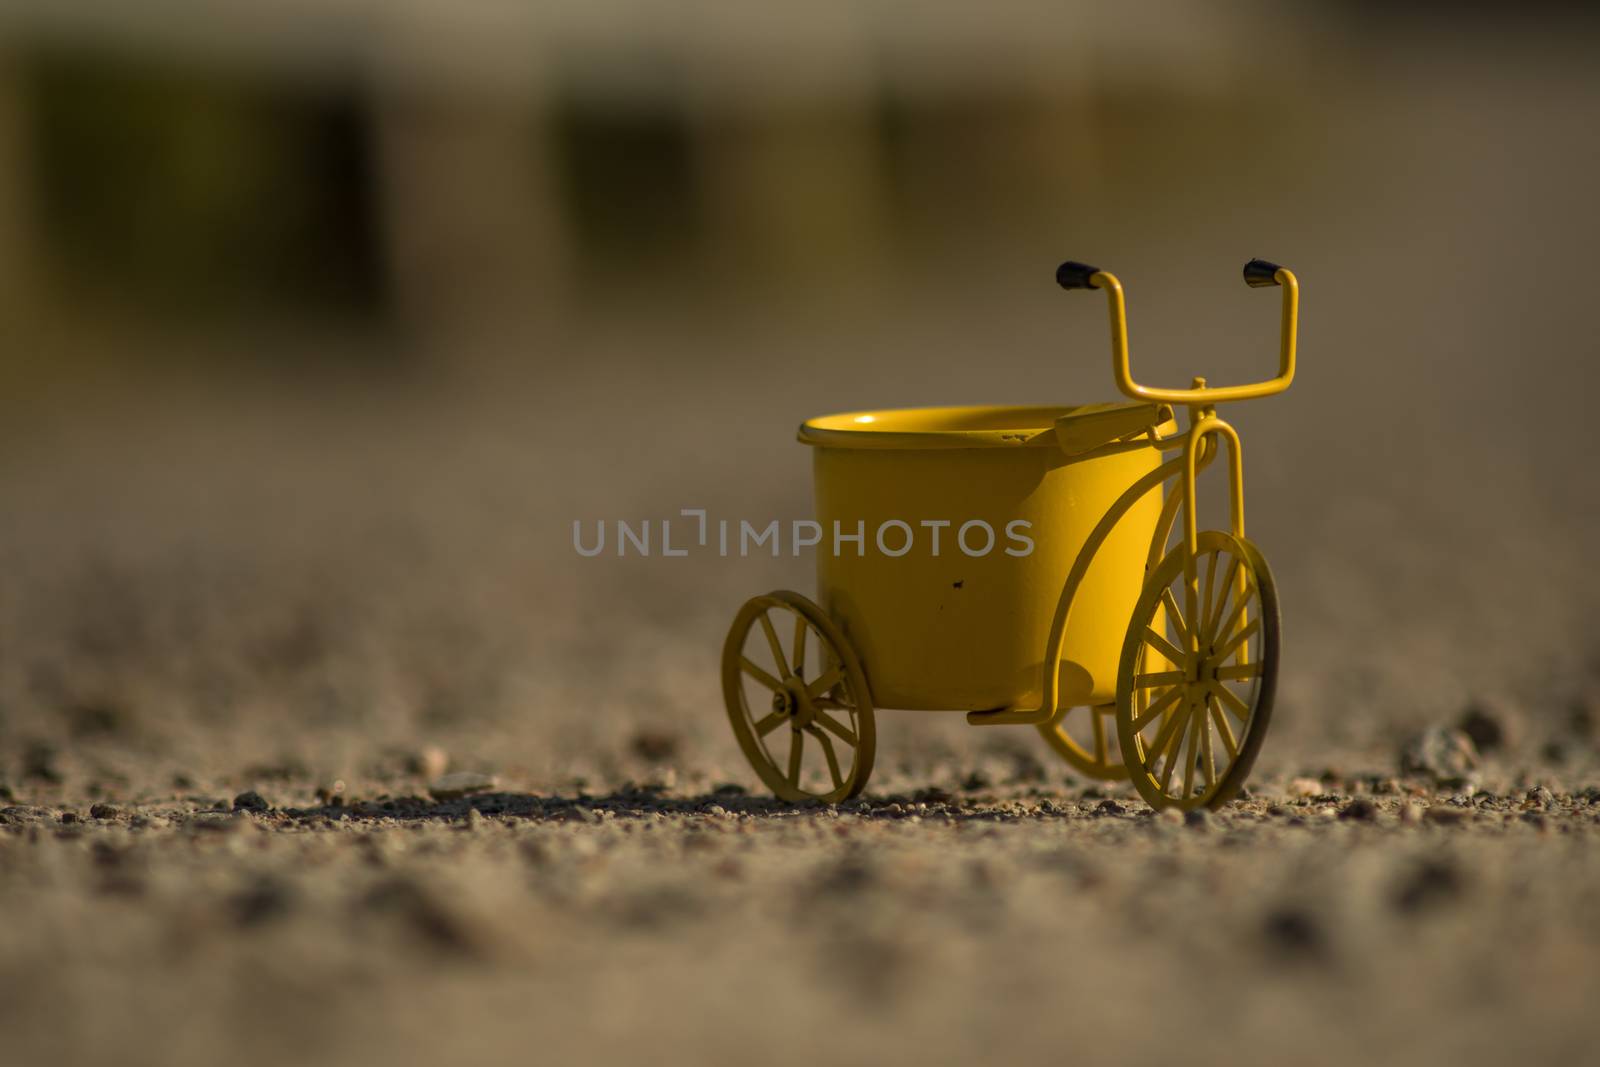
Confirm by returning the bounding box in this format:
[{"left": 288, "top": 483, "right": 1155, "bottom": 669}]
[
  {"left": 1034, "top": 436, "right": 1200, "bottom": 770},
  {"left": 1115, "top": 532, "right": 1279, "bottom": 810},
  {"left": 968, "top": 449, "right": 1181, "bottom": 726},
  {"left": 722, "top": 590, "right": 876, "bottom": 803},
  {"left": 1036, "top": 703, "right": 1127, "bottom": 779},
  {"left": 799, "top": 406, "right": 1167, "bottom": 712},
  {"left": 1052, "top": 401, "right": 1172, "bottom": 457},
  {"left": 723, "top": 258, "right": 1301, "bottom": 802},
  {"left": 1092, "top": 268, "right": 1298, "bottom": 406}
]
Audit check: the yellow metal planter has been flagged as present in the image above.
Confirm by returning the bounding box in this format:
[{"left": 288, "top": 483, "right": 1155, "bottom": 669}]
[
  {"left": 721, "top": 257, "right": 1301, "bottom": 812},
  {"left": 800, "top": 406, "right": 1162, "bottom": 712}
]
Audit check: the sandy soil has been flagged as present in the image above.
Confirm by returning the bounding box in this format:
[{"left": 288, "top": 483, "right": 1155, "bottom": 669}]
[
  {"left": 4, "top": 29, "right": 1600, "bottom": 1067},
  {"left": 5, "top": 772, "right": 1600, "bottom": 1067}
]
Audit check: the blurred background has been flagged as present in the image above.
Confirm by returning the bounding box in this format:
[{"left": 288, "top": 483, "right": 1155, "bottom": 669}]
[{"left": 0, "top": 0, "right": 1596, "bottom": 795}]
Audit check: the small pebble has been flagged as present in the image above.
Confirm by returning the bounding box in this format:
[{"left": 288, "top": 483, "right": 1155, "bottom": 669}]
[
  {"left": 1392, "top": 859, "right": 1464, "bottom": 913},
  {"left": 406, "top": 746, "right": 450, "bottom": 780},
  {"left": 629, "top": 728, "right": 681, "bottom": 763},
  {"left": 1289, "top": 777, "right": 1321, "bottom": 798},
  {"left": 1458, "top": 702, "right": 1514, "bottom": 753},
  {"left": 189, "top": 812, "right": 244, "bottom": 834},
  {"left": 23, "top": 742, "right": 63, "bottom": 784},
  {"left": 1399, "top": 726, "right": 1480, "bottom": 783},
  {"left": 1262, "top": 907, "right": 1326, "bottom": 959},
  {"left": 229, "top": 878, "right": 293, "bottom": 927},
  {"left": 1339, "top": 799, "right": 1377, "bottom": 822},
  {"left": 360, "top": 878, "right": 483, "bottom": 957},
  {"left": 232, "top": 791, "right": 270, "bottom": 813},
  {"left": 428, "top": 772, "right": 497, "bottom": 801}
]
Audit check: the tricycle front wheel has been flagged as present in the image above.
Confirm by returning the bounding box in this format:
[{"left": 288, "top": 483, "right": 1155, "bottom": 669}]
[
  {"left": 721, "top": 591, "right": 876, "bottom": 803},
  {"left": 1116, "top": 531, "right": 1279, "bottom": 811}
]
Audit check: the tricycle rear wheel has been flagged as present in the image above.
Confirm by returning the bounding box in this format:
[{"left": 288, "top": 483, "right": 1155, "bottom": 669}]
[{"left": 721, "top": 591, "right": 876, "bottom": 803}]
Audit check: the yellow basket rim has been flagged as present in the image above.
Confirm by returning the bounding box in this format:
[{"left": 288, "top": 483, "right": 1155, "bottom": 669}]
[{"left": 797, "top": 404, "right": 1090, "bottom": 450}]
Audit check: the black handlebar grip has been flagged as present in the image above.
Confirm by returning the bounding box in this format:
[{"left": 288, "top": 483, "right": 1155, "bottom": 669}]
[
  {"left": 1055, "top": 261, "right": 1101, "bottom": 290},
  {"left": 1243, "top": 258, "right": 1284, "bottom": 287}
]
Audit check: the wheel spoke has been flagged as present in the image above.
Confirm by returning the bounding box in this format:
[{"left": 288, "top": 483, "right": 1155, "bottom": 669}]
[
  {"left": 1209, "top": 681, "right": 1252, "bottom": 723},
  {"left": 1199, "top": 703, "right": 1216, "bottom": 790},
  {"left": 813, "top": 707, "right": 858, "bottom": 747},
  {"left": 1211, "top": 616, "right": 1261, "bottom": 664},
  {"left": 1131, "top": 683, "right": 1185, "bottom": 732},
  {"left": 1208, "top": 695, "right": 1239, "bottom": 760},
  {"left": 1160, "top": 586, "right": 1189, "bottom": 649},
  {"left": 1135, "top": 670, "right": 1185, "bottom": 689},
  {"left": 1212, "top": 583, "right": 1256, "bottom": 651},
  {"left": 758, "top": 611, "right": 792, "bottom": 679},
  {"left": 740, "top": 657, "right": 783, "bottom": 692},
  {"left": 806, "top": 665, "right": 843, "bottom": 699},
  {"left": 1156, "top": 706, "right": 1191, "bottom": 795},
  {"left": 792, "top": 616, "right": 808, "bottom": 676},
  {"left": 1181, "top": 708, "right": 1201, "bottom": 799},
  {"left": 1203, "top": 556, "right": 1241, "bottom": 644},
  {"left": 786, "top": 729, "right": 804, "bottom": 786},
  {"left": 724, "top": 593, "right": 876, "bottom": 802},
  {"left": 1152, "top": 700, "right": 1190, "bottom": 767},
  {"left": 806, "top": 725, "right": 844, "bottom": 789},
  {"left": 1145, "top": 702, "right": 1190, "bottom": 775},
  {"left": 1142, "top": 627, "right": 1187, "bottom": 669},
  {"left": 1214, "top": 663, "right": 1263, "bottom": 682}
]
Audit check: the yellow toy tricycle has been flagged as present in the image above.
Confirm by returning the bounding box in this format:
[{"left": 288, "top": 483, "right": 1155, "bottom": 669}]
[{"left": 721, "top": 259, "right": 1299, "bottom": 811}]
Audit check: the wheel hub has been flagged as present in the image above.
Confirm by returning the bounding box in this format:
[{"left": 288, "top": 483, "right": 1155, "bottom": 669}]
[{"left": 774, "top": 678, "right": 814, "bottom": 727}]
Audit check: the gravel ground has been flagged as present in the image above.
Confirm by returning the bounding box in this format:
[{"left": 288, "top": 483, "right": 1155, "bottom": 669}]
[
  {"left": 5, "top": 769, "right": 1600, "bottom": 1067},
  {"left": 4, "top": 36, "right": 1599, "bottom": 1064}
]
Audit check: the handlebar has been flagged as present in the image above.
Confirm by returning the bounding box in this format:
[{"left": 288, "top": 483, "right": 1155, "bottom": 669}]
[
  {"left": 1055, "top": 261, "right": 1100, "bottom": 290},
  {"left": 1055, "top": 258, "right": 1299, "bottom": 406},
  {"left": 1242, "top": 258, "right": 1283, "bottom": 288}
]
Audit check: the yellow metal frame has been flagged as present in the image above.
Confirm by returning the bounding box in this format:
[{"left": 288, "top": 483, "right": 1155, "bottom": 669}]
[
  {"left": 973, "top": 264, "right": 1299, "bottom": 727},
  {"left": 723, "top": 257, "right": 1300, "bottom": 807},
  {"left": 1099, "top": 267, "right": 1299, "bottom": 406}
]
